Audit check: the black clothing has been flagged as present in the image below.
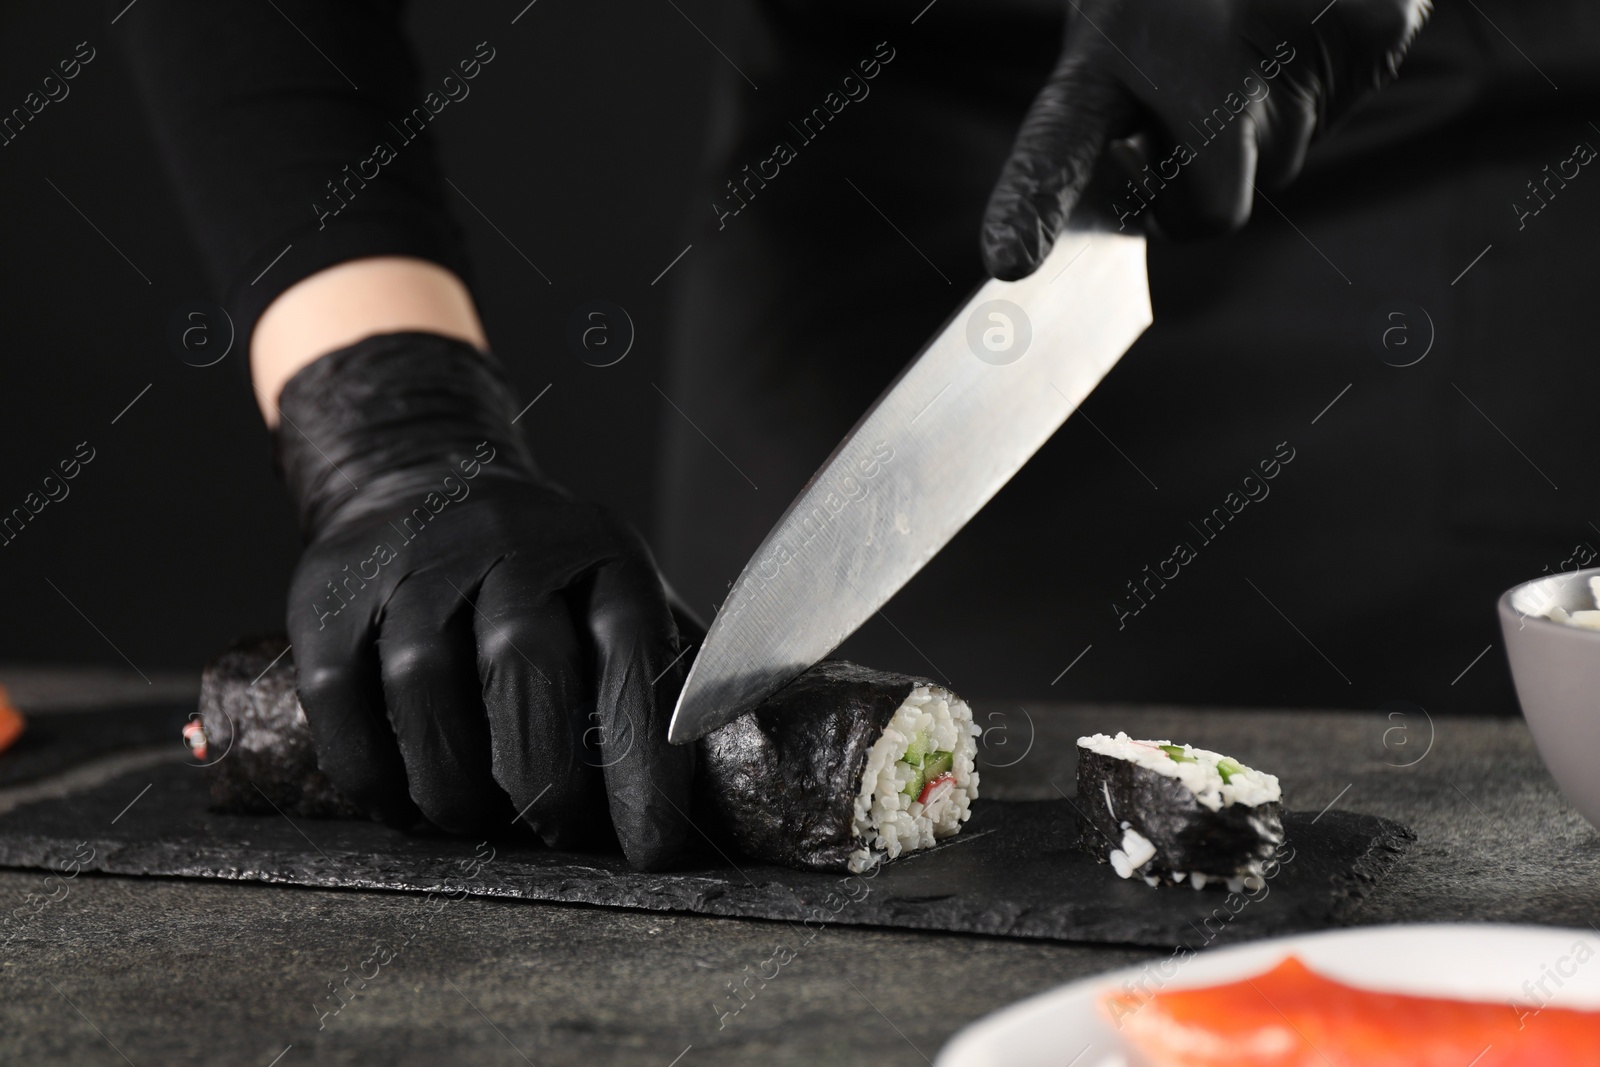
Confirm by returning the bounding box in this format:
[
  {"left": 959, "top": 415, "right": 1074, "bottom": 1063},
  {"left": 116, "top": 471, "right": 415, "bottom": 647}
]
[
  {"left": 118, "top": 0, "right": 472, "bottom": 353},
  {"left": 116, "top": 0, "right": 1600, "bottom": 717}
]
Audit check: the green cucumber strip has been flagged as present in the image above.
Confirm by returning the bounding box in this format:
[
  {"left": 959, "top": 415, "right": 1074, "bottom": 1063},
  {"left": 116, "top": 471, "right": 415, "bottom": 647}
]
[
  {"left": 1217, "top": 758, "right": 1243, "bottom": 784},
  {"left": 899, "top": 734, "right": 951, "bottom": 798},
  {"left": 1159, "top": 744, "right": 1196, "bottom": 763}
]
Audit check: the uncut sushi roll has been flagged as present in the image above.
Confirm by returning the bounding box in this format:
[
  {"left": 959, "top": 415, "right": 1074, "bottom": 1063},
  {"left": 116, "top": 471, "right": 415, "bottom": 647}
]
[
  {"left": 699, "top": 661, "right": 981, "bottom": 873},
  {"left": 1076, "top": 732, "right": 1283, "bottom": 891},
  {"left": 192, "top": 643, "right": 981, "bottom": 872}
]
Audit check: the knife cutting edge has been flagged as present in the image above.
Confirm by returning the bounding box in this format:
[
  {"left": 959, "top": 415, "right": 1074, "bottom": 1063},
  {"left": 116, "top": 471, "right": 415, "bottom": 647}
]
[{"left": 668, "top": 226, "right": 1151, "bottom": 743}]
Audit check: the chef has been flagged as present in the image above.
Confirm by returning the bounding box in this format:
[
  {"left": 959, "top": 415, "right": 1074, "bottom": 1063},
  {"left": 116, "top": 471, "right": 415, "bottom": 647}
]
[{"left": 116, "top": 0, "right": 1592, "bottom": 871}]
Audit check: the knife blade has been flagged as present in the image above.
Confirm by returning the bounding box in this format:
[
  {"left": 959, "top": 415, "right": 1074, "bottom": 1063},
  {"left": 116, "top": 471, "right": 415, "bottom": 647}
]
[{"left": 668, "top": 227, "right": 1150, "bottom": 743}]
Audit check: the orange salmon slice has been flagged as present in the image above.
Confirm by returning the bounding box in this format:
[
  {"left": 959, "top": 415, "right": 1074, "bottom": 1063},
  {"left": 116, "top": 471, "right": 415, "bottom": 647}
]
[
  {"left": 0, "top": 685, "right": 23, "bottom": 755},
  {"left": 1100, "top": 954, "right": 1600, "bottom": 1067}
]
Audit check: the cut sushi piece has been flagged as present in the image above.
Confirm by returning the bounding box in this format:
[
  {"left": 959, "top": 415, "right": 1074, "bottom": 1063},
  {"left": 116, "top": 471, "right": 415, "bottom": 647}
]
[
  {"left": 1101, "top": 954, "right": 1600, "bottom": 1066},
  {"left": 195, "top": 642, "right": 981, "bottom": 872},
  {"left": 698, "top": 661, "right": 981, "bottom": 873},
  {"left": 1076, "top": 732, "right": 1283, "bottom": 890}
]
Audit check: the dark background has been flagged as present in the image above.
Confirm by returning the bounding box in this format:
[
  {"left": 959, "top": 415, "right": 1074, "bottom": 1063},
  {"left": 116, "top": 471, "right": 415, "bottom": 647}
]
[
  {"left": 0, "top": 1, "right": 716, "bottom": 675},
  {"left": 3, "top": 0, "right": 1597, "bottom": 722}
]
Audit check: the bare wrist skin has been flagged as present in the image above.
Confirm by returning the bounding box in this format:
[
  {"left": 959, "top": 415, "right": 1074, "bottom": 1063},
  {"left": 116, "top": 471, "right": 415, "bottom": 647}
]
[{"left": 251, "top": 256, "right": 488, "bottom": 425}]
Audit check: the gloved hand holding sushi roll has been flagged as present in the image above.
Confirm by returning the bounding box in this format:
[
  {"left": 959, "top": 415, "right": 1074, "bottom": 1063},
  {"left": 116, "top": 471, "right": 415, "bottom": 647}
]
[
  {"left": 981, "top": 0, "right": 1431, "bottom": 276},
  {"left": 118, "top": 0, "right": 702, "bottom": 874},
  {"left": 269, "top": 320, "right": 694, "bottom": 872}
]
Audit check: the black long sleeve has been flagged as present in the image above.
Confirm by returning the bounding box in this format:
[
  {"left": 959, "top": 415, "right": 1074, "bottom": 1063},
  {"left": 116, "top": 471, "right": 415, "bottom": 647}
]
[{"left": 114, "top": 0, "right": 472, "bottom": 352}]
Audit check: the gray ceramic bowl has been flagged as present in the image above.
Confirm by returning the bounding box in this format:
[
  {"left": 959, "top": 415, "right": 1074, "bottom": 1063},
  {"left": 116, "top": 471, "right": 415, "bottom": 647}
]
[{"left": 1499, "top": 568, "right": 1600, "bottom": 831}]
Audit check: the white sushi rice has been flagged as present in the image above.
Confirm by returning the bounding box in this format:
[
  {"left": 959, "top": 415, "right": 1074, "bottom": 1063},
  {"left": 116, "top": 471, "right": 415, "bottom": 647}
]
[
  {"left": 1078, "top": 732, "right": 1281, "bottom": 812},
  {"left": 1109, "top": 826, "right": 1157, "bottom": 878},
  {"left": 847, "top": 686, "right": 980, "bottom": 874}
]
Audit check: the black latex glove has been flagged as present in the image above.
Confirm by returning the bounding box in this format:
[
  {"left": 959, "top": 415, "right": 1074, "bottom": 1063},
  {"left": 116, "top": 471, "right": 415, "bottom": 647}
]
[
  {"left": 982, "top": 0, "right": 1431, "bottom": 276},
  {"left": 275, "top": 332, "right": 693, "bottom": 870}
]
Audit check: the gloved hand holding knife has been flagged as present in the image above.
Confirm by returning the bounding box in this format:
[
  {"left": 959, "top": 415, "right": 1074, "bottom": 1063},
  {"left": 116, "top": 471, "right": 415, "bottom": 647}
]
[
  {"left": 983, "top": 0, "right": 1431, "bottom": 276},
  {"left": 670, "top": 0, "right": 1431, "bottom": 745}
]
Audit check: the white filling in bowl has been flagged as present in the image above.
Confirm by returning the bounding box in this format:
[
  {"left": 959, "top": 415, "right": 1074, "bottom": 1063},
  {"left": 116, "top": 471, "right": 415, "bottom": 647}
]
[{"left": 1542, "top": 576, "right": 1600, "bottom": 630}]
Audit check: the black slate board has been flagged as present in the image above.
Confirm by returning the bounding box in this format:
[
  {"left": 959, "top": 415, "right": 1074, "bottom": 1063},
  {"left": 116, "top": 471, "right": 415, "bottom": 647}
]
[
  {"left": 0, "top": 764, "right": 1413, "bottom": 948},
  {"left": 0, "top": 703, "right": 193, "bottom": 788}
]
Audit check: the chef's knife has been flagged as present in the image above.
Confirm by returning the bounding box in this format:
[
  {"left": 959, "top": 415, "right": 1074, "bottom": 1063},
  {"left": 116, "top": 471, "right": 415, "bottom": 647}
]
[{"left": 668, "top": 226, "right": 1150, "bottom": 743}]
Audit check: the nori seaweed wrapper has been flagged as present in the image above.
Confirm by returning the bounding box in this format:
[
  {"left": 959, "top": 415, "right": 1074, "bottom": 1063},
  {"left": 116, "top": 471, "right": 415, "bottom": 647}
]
[
  {"left": 194, "top": 641, "right": 936, "bottom": 871},
  {"left": 1075, "top": 745, "right": 1284, "bottom": 884},
  {"left": 196, "top": 636, "right": 361, "bottom": 818},
  {"left": 695, "top": 660, "right": 933, "bottom": 872}
]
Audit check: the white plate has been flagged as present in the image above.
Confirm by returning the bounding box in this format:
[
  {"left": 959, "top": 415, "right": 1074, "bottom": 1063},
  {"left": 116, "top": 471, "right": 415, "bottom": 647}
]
[{"left": 936, "top": 923, "right": 1600, "bottom": 1067}]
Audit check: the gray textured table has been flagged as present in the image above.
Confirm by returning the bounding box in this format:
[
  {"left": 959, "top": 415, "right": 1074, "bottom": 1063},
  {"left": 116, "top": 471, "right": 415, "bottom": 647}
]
[{"left": 1, "top": 672, "right": 1596, "bottom": 1067}]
